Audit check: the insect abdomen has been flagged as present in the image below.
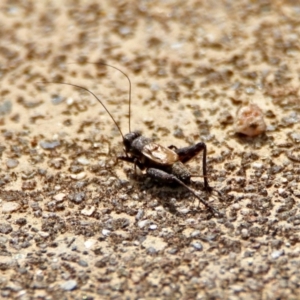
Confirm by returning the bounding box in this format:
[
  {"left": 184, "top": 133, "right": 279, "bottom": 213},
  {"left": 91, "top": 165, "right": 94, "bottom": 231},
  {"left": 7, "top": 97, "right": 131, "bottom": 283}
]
[{"left": 171, "top": 162, "right": 191, "bottom": 183}]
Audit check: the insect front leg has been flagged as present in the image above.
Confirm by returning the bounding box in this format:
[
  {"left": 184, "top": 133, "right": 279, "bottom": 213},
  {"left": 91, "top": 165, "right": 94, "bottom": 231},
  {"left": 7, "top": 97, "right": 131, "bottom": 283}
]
[
  {"left": 118, "top": 155, "right": 145, "bottom": 172},
  {"left": 146, "top": 168, "right": 221, "bottom": 216},
  {"left": 173, "top": 142, "right": 211, "bottom": 192}
]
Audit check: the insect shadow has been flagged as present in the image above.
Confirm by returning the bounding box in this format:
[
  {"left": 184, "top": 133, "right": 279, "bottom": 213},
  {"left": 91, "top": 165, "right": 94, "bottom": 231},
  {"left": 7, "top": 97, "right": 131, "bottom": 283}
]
[
  {"left": 39, "top": 62, "right": 223, "bottom": 217},
  {"left": 124, "top": 170, "right": 218, "bottom": 216}
]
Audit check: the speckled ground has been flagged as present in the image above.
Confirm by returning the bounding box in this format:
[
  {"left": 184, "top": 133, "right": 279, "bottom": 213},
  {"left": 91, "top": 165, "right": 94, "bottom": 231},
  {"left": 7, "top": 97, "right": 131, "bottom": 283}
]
[{"left": 1, "top": 1, "right": 300, "bottom": 299}]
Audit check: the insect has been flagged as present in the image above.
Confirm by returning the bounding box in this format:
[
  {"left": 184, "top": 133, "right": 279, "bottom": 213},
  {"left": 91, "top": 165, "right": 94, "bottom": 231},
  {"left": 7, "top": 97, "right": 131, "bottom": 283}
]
[{"left": 40, "top": 63, "right": 222, "bottom": 216}]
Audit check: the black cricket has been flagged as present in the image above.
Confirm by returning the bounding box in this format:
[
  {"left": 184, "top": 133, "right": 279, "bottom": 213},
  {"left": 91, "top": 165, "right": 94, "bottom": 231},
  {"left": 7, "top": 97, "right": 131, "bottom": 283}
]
[{"left": 41, "top": 63, "right": 221, "bottom": 216}]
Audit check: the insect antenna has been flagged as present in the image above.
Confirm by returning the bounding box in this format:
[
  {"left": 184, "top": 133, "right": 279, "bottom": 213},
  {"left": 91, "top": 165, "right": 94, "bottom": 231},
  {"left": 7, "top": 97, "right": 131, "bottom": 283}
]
[
  {"left": 67, "top": 62, "right": 132, "bottom": 133},
  {"left": 37, "top": 81, "right": 125, "bottom": 141}
]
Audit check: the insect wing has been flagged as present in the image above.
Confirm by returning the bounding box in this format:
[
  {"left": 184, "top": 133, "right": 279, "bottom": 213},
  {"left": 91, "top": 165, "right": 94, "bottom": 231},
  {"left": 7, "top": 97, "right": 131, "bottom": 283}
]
[{"left": 142, "top": 142, "right": 178, "bottom": 165}]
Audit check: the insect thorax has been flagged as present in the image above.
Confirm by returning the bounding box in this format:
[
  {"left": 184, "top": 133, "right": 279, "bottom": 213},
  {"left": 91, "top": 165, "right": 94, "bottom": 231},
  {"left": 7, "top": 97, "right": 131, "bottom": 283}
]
[{"left": 131, "top": 135, "right": 152, "bottom": 152}]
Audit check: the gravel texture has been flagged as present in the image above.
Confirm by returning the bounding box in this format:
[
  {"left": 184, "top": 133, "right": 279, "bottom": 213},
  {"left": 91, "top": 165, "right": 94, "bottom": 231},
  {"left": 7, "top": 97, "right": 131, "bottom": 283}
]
[{"left": 1, "top": 1, "right": 300, "bottom": 299}]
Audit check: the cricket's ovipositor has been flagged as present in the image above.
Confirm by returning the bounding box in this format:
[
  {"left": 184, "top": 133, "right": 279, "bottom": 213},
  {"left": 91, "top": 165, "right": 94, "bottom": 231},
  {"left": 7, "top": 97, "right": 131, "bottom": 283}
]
[{"left": 40, "top": 63, "right": 222, "bottom": 216}]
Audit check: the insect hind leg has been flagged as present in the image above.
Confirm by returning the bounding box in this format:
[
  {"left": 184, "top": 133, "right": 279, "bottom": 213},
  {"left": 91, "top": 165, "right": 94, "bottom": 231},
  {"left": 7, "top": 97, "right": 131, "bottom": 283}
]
[
  {"left": 173, "top": 142, "right": 211, "bottom": 192},
  {"left": 146, "top": 168, "right": 221, "bottom": 217}
]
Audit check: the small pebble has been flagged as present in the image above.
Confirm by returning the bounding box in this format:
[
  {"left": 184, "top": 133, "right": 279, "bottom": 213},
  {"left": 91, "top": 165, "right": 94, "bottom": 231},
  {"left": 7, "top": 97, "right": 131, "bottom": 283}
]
[
  {"left": 53, "top": 193, "right": 66, "bottom": 202},
  {"left": 138, "top": 220, "right": 150, "bottom": 229},
  {"left": 240, "top": 209, "right": 250, "bottom": 216},
  {"left": 78, "top": 260, "right": 88, "bottom": 267},
  {"left": 191, "top": 230, "right": 200, "bottom": 238},
  {"left": 60, "top": 280, "right": 77, "bottom": 291},
  {"left": 135, "top": 209, "right": 144, "bottom": 220},
  {"left": 77, "top": 157, "right": 90, "bottom": 165},
  {"left": 51, "top": 95, "right": 64, "bottom": 105},
  {"left": 6, "top": 159, "right": 19, "bottom": 168},
  {"left": 245, "top": 87, "right": 255, "bottom": 94},
  {"left": 232, "top": 203, "right": 241, "bottom": 210},
  {"left": 66, "top": 97, "right": 74, "bottom": 105},
  {"left": 71, "top": 192, "right": 85, "bottom": 204},
  {"left": 0, "top": 100, "right": 12, "bottom": 115},
  {"left": 102, "top": 229, "right": 111, "bottom": 236},
  {"left": 178, "top": 208, "right": 190, "bottom": 214},
  {"left": 282, "top": 112, "right": 300, "bottom": 125},
  {"left": 147, "top": 247, "right": 158, "bottom": 254},
  {"left": 168, "top": 248, "right": 178, "bottom": 254},
  {"left": 70, "top": 172, "right": 86, "bottom": 180},
  {"left": 289, "top": 132, "right": 300, "bottom": 143},
  {"left": 252, "top": 162, "right": 263, "bottom": 169},
  {"left": 241, "top": 229, "right": 249, "bottom": 239},
  {"left": 119, "top": 26, "right": 131, "bottom": 35},
  {"left": 0, "top": 223, "right": 13, "bottom": 234},
  {"left": 185, "top": 218, "right": 196, "bottom": 225},
  {"left": 294, "top": 190, "right": 300, "bottom": 197},
  {"left": 84, "top": 239, "right": 97, "bottom": 249},
  {"left": 39, "top": 231, "right": 50, "bottom": 238},
  {"left": 2, "top": 202, "right": 21, "bottom": 213},
  {"left": 231, "top": 285, "right": 244, "bottom": 292},
  {"left": 40, "top": 140, "right": 60, "bottom": 150},
  {"left": 15, "top": 218, "right": 27, "bottom": 226},
  {"left": 271, "top": 249, "right": 284, "bottom": 259},
  {"left": 191, "top": 241, "right": 203, "bottom": 251},
  {"left": 81, "top": 206, "right": 95, "bottom": 216},
  {"left": 149, "top": 224, "right": 157, "bottom": 230}
]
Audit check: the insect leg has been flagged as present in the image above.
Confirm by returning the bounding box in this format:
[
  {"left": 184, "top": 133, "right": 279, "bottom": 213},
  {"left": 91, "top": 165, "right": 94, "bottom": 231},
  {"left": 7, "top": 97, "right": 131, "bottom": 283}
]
[
  {"left": 173, "top": 142, "right": 211, "bottom": 192},
  {"left": 118, "top": 155, "right": 146, "bottom": 171},
  {"left": 147, "top": 168, "right": 221, "bottom": 216}
]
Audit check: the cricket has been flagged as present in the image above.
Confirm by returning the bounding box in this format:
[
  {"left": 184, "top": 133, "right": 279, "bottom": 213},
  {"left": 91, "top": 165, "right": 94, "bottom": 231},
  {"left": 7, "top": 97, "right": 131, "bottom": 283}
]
[{"left": 40, "top": 63, "right": 222, "bottom": 217}]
